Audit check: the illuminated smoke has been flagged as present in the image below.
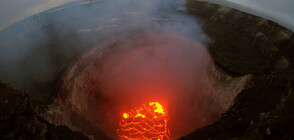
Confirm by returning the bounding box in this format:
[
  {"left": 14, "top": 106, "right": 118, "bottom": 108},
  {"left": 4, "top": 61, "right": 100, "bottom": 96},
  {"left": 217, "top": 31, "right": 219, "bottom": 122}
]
[{"left": 94, "top": 32, "right": 212, "bottom": 139}]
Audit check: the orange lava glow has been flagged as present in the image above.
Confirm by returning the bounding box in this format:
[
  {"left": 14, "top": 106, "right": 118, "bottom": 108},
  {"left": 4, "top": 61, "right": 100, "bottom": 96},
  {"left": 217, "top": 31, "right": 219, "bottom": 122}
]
[{"left": 117, "top": 102, "right": 171, "bottom": 140}]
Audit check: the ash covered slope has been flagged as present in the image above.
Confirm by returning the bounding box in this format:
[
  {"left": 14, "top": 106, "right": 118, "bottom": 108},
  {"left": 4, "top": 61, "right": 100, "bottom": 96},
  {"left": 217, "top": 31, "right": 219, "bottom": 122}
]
[
  {"left": 0, "top": 81, "right": 91, "bottom": 140},
  {"left": 181, "top": 1, "right": 294, "bottom": 139},
  {"left": 187, "top": 0, "right": 294, "bottom": 75},
  {"left": 181, "top": 74, "right": 294, "bottom": 139}
]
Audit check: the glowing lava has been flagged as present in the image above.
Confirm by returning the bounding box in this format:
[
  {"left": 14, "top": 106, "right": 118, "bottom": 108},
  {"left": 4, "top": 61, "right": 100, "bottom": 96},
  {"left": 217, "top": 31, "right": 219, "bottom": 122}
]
[{"left": 117, "top": 102, "right": 170, "bottom": 140}]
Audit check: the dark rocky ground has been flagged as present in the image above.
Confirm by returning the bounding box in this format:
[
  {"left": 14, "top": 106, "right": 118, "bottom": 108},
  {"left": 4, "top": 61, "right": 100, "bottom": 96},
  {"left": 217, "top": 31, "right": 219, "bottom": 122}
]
[
  {"left": 0, "top": 0, "right": 294, "bottom": 140},
  {"left": 0, "top": 81, "right": 90, "bottom": 140},
  {"left": 181, "top": 74, "right": 294, "bottom": 139},
  {"left": 181, "top": 1, "right": 294, "bottom": 139}
]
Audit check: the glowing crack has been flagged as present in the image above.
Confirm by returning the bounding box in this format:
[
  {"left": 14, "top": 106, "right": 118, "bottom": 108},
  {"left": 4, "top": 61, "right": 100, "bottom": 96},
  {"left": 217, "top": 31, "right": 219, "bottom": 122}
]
[{"left": 117, "top": 102, "right": 171, "bottom": 140}]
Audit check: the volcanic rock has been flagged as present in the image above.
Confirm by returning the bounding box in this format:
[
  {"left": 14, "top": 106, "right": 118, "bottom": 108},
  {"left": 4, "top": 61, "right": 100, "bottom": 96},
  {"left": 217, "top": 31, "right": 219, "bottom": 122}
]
[{"left": 0, "top": 81, "right": 91, "bottom": 140}]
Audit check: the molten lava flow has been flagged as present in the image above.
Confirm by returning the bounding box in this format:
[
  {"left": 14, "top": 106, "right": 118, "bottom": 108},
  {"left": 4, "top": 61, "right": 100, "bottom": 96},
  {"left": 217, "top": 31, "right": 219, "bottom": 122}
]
[{"left": 117, "top": 102, "right": 170, "bottom": 140}]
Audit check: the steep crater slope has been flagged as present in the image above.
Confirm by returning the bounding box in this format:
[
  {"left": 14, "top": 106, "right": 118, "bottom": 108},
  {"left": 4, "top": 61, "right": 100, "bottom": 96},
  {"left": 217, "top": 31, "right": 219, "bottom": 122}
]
[{"left": 181, "top": 1, "right": 294, "bottom": 139}]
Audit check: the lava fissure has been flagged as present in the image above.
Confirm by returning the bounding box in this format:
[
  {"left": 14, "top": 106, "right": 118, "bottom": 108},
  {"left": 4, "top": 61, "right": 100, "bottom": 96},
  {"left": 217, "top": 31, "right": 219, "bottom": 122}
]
[{"left": 117, "top": 102, "right": 170, "bottom": 140}]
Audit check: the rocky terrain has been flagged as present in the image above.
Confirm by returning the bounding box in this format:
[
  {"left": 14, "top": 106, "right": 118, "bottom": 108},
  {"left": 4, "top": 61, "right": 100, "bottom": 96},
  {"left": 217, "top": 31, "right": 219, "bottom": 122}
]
[
  {"left": 0, "top": 81, "right": 91, "bottom": 140},
  {"left": 181, "top": 1, "right": 294, "bottom": 139}
]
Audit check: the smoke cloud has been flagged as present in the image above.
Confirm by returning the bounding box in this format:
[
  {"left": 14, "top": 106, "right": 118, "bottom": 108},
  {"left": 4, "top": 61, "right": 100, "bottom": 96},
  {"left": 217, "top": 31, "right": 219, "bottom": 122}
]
[
  {"left": 0, "top": 0, "right": 208, "bottom": 100},
  {"left": 46, "top": 0, "right": 214, "bottom": 139},
  {"left": 0, "top": 0, "right": 221, "bottom": 139},
  {"left": 1, "top": 0, "right": 293, "bottom": 101}
]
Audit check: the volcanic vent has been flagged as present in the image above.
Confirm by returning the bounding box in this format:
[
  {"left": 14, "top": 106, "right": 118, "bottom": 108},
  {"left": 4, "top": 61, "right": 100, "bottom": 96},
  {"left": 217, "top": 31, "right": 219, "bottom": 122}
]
[
  {"left": 46, "top": 31, "right": 251, "bottom": 139},
  {"left": 28, "top": 0, "right": 250, "bottom": 139},
  {"left": 117, "top": 102, "right": 170, "bottom": 139}
]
